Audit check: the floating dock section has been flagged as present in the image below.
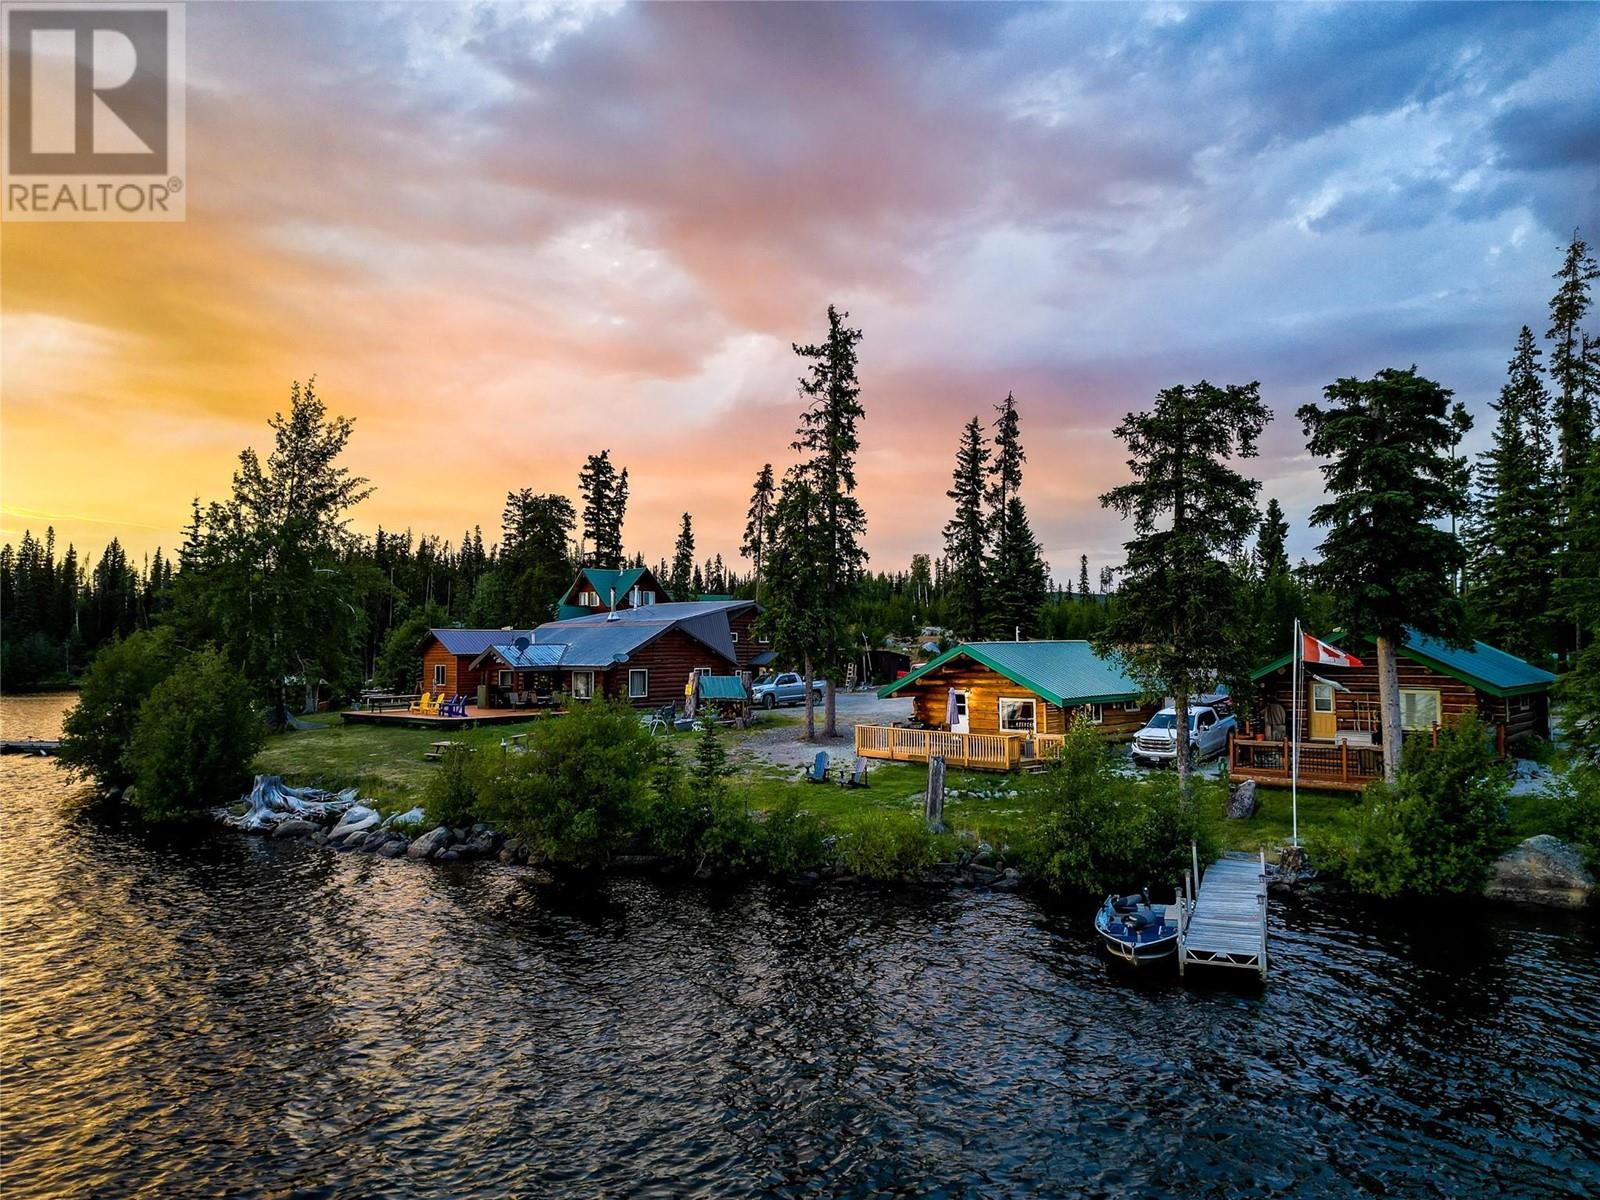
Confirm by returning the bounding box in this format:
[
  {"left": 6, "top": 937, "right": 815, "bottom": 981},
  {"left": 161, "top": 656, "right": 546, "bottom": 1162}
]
[{"left": 1178, "top": 849, "right": 1268, "bottom": 980}]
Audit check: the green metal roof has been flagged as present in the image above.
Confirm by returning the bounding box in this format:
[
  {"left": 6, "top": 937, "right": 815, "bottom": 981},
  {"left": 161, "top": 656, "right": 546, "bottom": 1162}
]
[
  {"left": 878, "top": 640, "right": 1141, "bottom": 706},
  {"left": 1249, "top": 628, "right": 1555, "bottom": 697},
  {"left": 697, "top": 674, "right": 749, "bottom": 701}
]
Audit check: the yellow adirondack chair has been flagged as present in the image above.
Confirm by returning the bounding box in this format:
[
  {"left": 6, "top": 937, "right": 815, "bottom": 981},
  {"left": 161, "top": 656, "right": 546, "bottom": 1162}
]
[{"left": 409, "top": 691, "right": 437, "bottom": 714}]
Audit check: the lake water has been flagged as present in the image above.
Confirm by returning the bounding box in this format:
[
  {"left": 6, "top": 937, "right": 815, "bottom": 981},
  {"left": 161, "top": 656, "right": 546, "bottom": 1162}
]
[{"left": 3, "top": 692, "right": 1598, "bottom": 1198}]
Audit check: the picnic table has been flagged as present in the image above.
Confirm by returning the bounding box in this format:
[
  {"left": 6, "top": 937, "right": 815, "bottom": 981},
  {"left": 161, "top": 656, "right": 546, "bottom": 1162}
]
[
  {"left": 360, "top": 691, "right": 420, "bottom": 712},
  {"left": 424, "top": 740, "right": 465, "bottom": 762}
]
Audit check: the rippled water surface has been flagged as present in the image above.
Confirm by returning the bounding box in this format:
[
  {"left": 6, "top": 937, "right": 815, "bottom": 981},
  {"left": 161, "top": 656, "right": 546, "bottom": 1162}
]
[{"left": 4, "top": 692, "right": 1599, "bottom": 1198}]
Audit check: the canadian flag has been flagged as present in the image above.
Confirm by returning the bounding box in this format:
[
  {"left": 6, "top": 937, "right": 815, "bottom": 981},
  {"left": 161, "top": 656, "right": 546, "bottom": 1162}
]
[{"left": 1301, "top": 632, "right": 1362, "bottom": 669}]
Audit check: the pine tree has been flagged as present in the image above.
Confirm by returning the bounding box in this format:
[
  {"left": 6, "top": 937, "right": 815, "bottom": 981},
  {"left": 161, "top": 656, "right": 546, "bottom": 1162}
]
[
  {"left": 1256, "top": 497, "right": 1290, "bottom": 577},
  {"left": 1299, "top": 368, "right": 1471, "bottom": 783},
  {"left": 741, "top": 463, "right": 776, "bottom": 602},
  {"left": 1077, "top": 554, "right": 1091, "bottom": 598},
  {"left": 578, "top": 450, "right": 628, "bottom": 569},
  {"left": 1097, "top": 380, "right": 1271, "bottom": 795},
  {"left": 790, "top": 304, "right": 868, "bottom": 737},
  {"left": 942, "top": 417, "right": 990, "bottom": 639},
  {"left": 1554, "top": 441, "right": 1600, "bottom": 762},
  {"left": 1547, "top": 231, "right": 1598, "bottom": 522},
  {"left": 670, "top": 513, "right": 696, "bottom": 599},
  {"left": 983, "top": 396, "right": 1048, "bottom": 638},
  {"left": 1468, "top": 327, "right": 1558, "bottom": 662}
]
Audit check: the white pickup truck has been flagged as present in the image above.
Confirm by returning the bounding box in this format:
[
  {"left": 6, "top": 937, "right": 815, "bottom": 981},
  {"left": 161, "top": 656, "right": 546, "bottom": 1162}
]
[{"left": 1131, "top": 704, "right": 1236, "bottom": 767}]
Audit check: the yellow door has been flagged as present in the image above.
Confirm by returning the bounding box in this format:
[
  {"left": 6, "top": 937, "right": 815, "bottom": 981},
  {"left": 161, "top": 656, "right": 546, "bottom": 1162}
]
[{"left": 1309, "top": 681, "right": 1337, "bottom": 739}]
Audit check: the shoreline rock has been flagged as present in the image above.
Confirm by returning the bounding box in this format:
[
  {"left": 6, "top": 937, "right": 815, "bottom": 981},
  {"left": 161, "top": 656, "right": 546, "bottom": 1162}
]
[{"left": 1484, "top": 836, "right": 1594, "bottom": 910}]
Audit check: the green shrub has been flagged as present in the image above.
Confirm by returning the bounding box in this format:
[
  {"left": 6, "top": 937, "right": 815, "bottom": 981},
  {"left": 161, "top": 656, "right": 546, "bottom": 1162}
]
[
  {"left": 58, "top": 628, "right": 181, "bottom": 789},
  {"left": 837, "top": 811, "right": 938, "bottom": 882},
  {"left": 422, "top": 745, "right": 483, "bottom": 828},
  {"left": 1322, "top": 715, "right": 1508, "bottom": 897},
  {"left": 697, "top": 789, "right": 760, "bottom": 874},
  {"left": 1549, "top": 766, "right": 1600, "bottom": 871},
  {"left": 1018, "top": 714, "right": 1216, "bottom": 894},
  {"left": 124, "top": 647, "right": 265, "bottom": 822},
  {"left": 1507, "top": 732, "right": 1552, "bottom": 764},
  {"left": 474, "top": 698, "right": 656, "bottom": 868},
  {"left": 759, "top": 793, "right": 828, "bottom": 876}
]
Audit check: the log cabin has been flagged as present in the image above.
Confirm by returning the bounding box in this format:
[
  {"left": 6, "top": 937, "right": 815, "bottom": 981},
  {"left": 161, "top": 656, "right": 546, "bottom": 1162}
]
[
  {"left": 466, "top": 599, "right": 764, "bottom": 709},
  {"left": 417, "top": 627, "right": 535, "bottom": 701},
  {"left": 856, "top": 641, "right": 1161, "bottom": 770},
  {"left": 1232, "top": 627, "right": 1555, "bottom": 791}
]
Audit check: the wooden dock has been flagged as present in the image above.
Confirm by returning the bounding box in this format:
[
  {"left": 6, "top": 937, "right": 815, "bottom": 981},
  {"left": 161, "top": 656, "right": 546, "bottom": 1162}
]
[
  {"left": 1, "top": 740, "right": 59, "bottom": 756},
  {"left": 1178, "top": 849, "right": 1268, "bottom": 980}
]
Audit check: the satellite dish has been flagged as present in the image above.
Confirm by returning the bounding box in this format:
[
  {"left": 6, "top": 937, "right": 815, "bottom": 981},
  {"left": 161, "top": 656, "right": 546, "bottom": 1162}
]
[{"left": 513, "top": 636, "right": 531, "bottom": 652}]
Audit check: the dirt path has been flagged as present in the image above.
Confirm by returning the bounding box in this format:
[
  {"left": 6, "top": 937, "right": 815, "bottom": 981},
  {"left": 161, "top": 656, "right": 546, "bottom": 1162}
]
[{"left": 732, "top": 690, "right": 912, "bottom": 771}]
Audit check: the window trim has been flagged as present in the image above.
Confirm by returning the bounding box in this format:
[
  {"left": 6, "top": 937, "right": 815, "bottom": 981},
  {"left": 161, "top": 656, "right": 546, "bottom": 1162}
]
[
  {"left": 1399, "top": 688, "right": 1441, "bottom": 731},
  {"left": 628, "top": 668, "right": 649, "bottom": 699},
  {"left": 432, "top": 663, "right": 446, "bottom": 688},
  {"left": 1085, "top": 703, "right": 1105, "bottom": 725},
  {"left": 1311, "top": 681, "right": 1335, "bottom": 714},
  {"left": 497, "top": 669, "right": 513, "bottom": 689},
  {"left": 998, "top": 697, "right": 1037, "bottom": 734},
  {"left": 1122, "top": 700, "right": 1142, "bottom": 712},
  {"left": 570, "top": 670, "right": 595, "bottom": 701}
]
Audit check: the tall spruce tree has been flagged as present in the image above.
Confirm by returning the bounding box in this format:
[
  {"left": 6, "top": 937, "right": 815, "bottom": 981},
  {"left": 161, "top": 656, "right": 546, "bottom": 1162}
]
[
  {"left": 1468, "top": 327, "right": 1557, "bottom": 662},
  {"left": 790, "top": 304, "right": 868, "bottom": 737},
  {"left": 942, "top": 417, "right": 990, "bottom": 639},
  {"left": 1299, "top": 368, "right": 1471, "bottom": 783},
  {"left": 1078, "top": 555, "right": 1091, "bottom": 598},
  {"left": 1547, "top": 231, "right": 1598, "bottom": 523},
  {"left": 1096, "top": 380, "right": 1270, "bottom": 796},
  {"left": 741, "top": 463, "right": 776, "bottom": 602},
  {"left": 1256, "top": 498, "right": 1290, "bottom": 577},
  {"left": 670, "top": 513, "right": 696, "bottom": 599},
  {"left": 578, "top": 450, "right": 628, "bottom": 569},
  {"left": 1554, "top": 441, "right": 1600, "bottom": 762},
  {"left": 983, "top": 394, "right": 1048, "bottom": 638}
]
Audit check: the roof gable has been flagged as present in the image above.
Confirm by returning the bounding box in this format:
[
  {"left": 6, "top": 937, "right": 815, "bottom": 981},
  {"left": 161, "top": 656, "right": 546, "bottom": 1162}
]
[
  {"left": 425, "top": 628, "right": 536, "bottom": 657},
  {"left": 879, "top": 640, "right": 1141, "bottom": 706}
]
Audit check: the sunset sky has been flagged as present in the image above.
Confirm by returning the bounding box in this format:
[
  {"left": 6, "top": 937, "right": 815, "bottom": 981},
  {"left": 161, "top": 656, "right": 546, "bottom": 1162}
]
[{"left": 3, "top": 2, "right": 1597, "bottom": 582}]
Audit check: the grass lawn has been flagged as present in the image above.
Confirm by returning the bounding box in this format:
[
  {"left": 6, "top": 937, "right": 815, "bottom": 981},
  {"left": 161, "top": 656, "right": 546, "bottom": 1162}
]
[{"left": 256, "top": 715, "right": 1568, "bottom": 852}]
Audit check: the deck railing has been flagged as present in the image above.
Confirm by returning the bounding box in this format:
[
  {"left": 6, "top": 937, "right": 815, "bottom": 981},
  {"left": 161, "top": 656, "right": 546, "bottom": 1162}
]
[
  {"left": 1228, "top": 734, "right": 1384, "bottom": 791},
  {"left": 854, "top": 725, "right": 1023, "bottom": 771}
]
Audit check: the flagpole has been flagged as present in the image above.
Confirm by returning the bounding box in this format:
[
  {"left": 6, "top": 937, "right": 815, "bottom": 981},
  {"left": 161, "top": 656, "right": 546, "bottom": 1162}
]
[{"left": 1291, "top": 617, "right": 1300, "bottom": 848}]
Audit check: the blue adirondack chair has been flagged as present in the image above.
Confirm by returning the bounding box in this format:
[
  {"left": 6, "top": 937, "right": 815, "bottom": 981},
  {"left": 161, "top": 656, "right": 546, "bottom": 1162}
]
[
  {"left": 444, "top": 694, "right": 467, "bottom": 717},
  {"left": 803, "top": 750, "right": 829, "bottom": 783}
]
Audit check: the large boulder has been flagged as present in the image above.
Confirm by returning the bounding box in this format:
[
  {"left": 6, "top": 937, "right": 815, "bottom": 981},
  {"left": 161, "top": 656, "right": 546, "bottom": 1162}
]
[
  {"left": 406, "top": 826, "right": 455, "bottom": 861},
  {"left": 384, "top": 806, "right": 426, "bottom": 831},
  {"left": 1226, "top": 779, "right": 1258, "bottom": 820},
  {"left": 1485, "top": 836, "right": 1594, "bottom": 909},
  {"left": 272, "top": 818, "right": 320, "bottom": 839}
]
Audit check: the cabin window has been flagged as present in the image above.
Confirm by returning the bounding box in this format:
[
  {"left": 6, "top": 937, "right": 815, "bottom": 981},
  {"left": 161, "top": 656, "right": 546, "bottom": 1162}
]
[
  {"left": 694, "top": 667, "right": 712, "bottom": 680},
  {"left": 432, "top": 663, "right": 446, "bottom": 688},
  {"left": 639, "top": 591, "right": 655, "bottom": 606},
  {"left": 1122, "top": 700, "right": 1142, "bottom": 712},
  {"left": 580, "top": 590, "right": 599, "bottom": 607},
  {"left": 571, "top": 671, "right": 594, "bottom": 701},
  {"left": 629, "top": 587, "right": 640, "bottom": 606},
  {"left": 628, "top": 669, "right": 649, "bottom": 699},
  {"left": 999, "top": 698, "right": 1036, "bottom": 733},
  {"left": 1085, "top": 703, "right": 1105, "bottom": 724},
  {"left": 1511, "top": 696, "right": 1532, "bottom": 714},
  {"left": 1400, "top": 689, "right": 1441, "bottom": 730},
  {"left": 497, "top": 669, "right": 512, "bottom": 689},
  {"left": 1312, "top": 683, "right": 1335, "bottom": 714},
  {"left": 730, "top": 632, "right": 739, "bottom": 643}
]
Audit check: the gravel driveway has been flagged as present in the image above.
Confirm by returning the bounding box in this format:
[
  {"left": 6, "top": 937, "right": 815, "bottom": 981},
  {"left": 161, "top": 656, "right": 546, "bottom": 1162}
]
[{"left": 733, "top": 689, "right": 911, "bottom": 771}]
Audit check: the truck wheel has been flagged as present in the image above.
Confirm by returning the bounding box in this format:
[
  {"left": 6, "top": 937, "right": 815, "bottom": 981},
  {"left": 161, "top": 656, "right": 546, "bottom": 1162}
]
[{"left": 764, "top": 694, "right": 777, "bottom": 710}]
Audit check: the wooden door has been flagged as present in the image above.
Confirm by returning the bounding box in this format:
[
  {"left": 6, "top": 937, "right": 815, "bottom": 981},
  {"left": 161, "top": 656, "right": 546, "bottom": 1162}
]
[
  {"left": 951, "top": 691, "right": 970, "bottom": 734},
  {"left": 1309, "top": 681, "right": 1337, "bottom": 740}
]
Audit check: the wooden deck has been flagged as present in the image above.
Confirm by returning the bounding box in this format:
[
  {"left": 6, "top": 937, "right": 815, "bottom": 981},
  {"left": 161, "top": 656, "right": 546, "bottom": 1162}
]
[
  {"left": 1178, "top": 850, "right": 1268, "bottom": 980},
  {"left": 339, "top": 705, "right": 551, "bottom": 730},
  {"left": 1228, "top": 734, "right": 1382, "bottom": 792},
  {"left": 854, "top": 725, "right": 1068, "bottom": 771}
]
